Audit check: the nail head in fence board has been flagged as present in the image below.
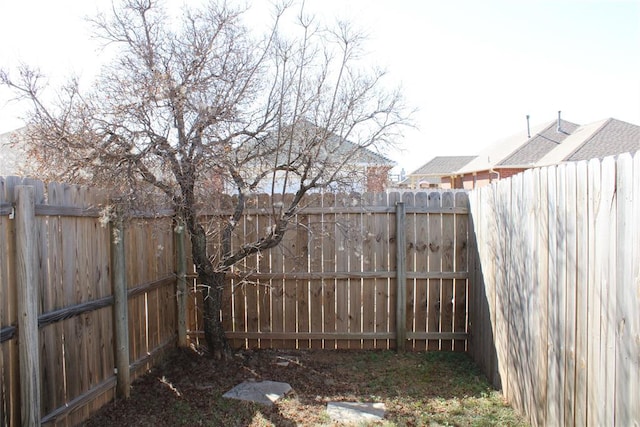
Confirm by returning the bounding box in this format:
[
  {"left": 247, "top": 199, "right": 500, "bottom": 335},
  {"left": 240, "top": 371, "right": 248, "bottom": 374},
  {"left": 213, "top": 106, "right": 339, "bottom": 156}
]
[
  {"left": 15, "top": 185, "right": 41, "bottom": 427},
  {"left": 110, "top": 216, "right": 130, "bottom": 399},
  {"left": 395, "top": 201, "right": 406, "bottom": 352}
]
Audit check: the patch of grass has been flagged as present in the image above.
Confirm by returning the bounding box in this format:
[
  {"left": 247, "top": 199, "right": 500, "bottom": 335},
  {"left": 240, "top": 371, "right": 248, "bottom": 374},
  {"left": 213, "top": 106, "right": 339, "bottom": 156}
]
[{"left": 86, "top": 349, "right": 529, "bottom": 426}]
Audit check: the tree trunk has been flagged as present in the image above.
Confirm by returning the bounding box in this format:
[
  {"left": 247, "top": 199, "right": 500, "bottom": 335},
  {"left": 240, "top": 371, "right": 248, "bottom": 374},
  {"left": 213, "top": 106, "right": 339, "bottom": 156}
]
[
  {"left": 185, "top": 214, "right": 232, "bottom": 359},
  {"left": 202, "top": 271, "right": 232, "bottom": 359}
]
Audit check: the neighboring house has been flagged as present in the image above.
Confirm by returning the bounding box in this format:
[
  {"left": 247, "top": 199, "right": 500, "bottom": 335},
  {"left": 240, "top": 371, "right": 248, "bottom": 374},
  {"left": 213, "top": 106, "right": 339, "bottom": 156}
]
[
  {"left": 441, "top": 115, "right": 640, "bottom": 189},
  {"left": 244, "top": 121, "right": 396, "bottom": 194},
  {"left": 401, "top": 156, "right": 477, "bottom": 189},
  {"left": 0, "top": 128, "right": 30, "bottom": 176}
]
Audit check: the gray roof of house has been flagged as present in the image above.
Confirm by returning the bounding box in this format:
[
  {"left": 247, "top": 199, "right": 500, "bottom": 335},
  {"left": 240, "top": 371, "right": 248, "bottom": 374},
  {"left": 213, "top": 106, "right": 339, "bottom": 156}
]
[
  {"left": 564, "top": 118, "right": 640, "bottom": 161},
  {"left": 498, "top": 120, "right": 579, "bottom": 166},
  {"left": 409, "top": 156, "right": 477, "bottom": 176},
  {"left": 338, "top": 139, "right": 396, "bottom": 166}
]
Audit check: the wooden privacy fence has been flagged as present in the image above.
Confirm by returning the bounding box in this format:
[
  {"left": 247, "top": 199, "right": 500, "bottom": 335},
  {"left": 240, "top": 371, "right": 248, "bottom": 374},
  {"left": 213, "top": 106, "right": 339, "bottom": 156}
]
[
  {"left": 468, "top": 152, "right": 640, "bottom": 426},
  {"left": 188, "top": 190, "right": 471, "bottom": 352},
  {"left": 0, "top": 177, "right": 179, "bottom": 427}
]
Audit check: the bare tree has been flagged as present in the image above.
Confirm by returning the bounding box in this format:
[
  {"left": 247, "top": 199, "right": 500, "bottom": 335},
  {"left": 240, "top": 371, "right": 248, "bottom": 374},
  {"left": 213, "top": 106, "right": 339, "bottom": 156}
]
[{"left": 1, "top": 0, "right": 409, "bottom": 358}]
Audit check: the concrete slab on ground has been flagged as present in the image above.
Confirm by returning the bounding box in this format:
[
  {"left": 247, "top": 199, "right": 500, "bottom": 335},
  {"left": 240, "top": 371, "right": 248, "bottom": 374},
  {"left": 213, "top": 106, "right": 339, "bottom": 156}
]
[
  {"left": 222, "top": 380, "right": 292, "bottom": 406},
  {"left": 326, "top": 401, "right": 386, "bottom": 423}
]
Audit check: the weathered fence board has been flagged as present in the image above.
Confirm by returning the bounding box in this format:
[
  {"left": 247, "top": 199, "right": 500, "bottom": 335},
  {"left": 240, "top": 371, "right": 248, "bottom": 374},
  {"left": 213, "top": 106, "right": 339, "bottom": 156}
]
[{"left": 468, "top": 152, "right": 640, "bottom": 426}]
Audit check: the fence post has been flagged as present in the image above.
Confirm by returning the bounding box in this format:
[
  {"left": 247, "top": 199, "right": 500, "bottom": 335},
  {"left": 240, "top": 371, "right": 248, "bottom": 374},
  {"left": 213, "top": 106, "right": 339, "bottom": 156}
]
[
  {"left": 15, "top": 185, "right": 41, "bottom": 426},
  {"left": 395, "top": 201, "right": 407, "bottom": 352},
  {"left": 110, "top": 213, "right": 130, "bottom": 398},
  {"left": 175, "top": 219, "right": 188, "bottom": 347}
]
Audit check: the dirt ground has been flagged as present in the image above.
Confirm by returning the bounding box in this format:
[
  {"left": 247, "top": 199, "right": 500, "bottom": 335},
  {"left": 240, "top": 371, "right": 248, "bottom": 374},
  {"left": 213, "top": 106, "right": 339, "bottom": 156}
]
[{"left": 84, "top": 347, "right": 528, "bottom": 426}]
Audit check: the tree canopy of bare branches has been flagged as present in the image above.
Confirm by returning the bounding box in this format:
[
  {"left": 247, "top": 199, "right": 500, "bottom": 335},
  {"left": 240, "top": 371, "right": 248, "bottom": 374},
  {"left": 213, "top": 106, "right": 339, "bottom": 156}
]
[{"left": 1, "top": 0, "right": 410, "bottom": 358}]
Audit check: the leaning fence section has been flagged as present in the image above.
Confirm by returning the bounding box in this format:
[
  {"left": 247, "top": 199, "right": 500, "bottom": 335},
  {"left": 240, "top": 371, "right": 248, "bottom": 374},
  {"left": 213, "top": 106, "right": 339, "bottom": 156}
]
[
  {"left": 0, "top": 176, "right": 178, "bottom": 427},
  {"left": 468, "top": 152, "right": 640, "bottom": 427},
  {"left": 188, "top": 190, "right": 471, "bottom": 352}
]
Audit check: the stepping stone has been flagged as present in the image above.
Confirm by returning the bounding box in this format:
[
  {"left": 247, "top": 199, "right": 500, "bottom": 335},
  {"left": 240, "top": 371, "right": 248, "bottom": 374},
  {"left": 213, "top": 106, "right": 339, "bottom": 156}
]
[
  {"left": 326, "top": 401, "right": 386, "bottom": 423},
  {"left": 222, "top": 380, "right": 292, "bottom": 406}
]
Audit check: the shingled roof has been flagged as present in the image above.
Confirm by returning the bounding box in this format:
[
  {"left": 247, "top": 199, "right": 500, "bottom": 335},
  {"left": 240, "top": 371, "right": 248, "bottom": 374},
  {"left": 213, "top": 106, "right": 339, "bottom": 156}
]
[
  {"left": 410, "top": 156, "right": 477, "bottom": 176},
  {"left": 498, "top": 120, "right": 579, "bottom": 167},
  {"left": 564, "top": 118, "right": 640, "bottom": 161},
  {"left": 536, "top": 118, "right": 640, "bottom": 165}
]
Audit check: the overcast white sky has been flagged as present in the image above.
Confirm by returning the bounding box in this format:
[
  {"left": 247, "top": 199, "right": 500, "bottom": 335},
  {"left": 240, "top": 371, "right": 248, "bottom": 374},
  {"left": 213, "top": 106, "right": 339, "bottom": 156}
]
[{"left": 1, "top": 0, "right": 639, "bottom": 172}]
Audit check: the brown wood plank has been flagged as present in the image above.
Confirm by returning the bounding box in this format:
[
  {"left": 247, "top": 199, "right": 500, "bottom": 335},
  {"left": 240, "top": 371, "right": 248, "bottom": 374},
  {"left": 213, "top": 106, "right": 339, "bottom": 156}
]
[
  {"left": 348, "top": 194, "right": 363, "bottom": 350},
  {"left": 322, "top": 193, "right": 337, "bottom": 349},
  {"left": 243, "top": 195, "right": 259, "bottom": 349},
  {"left": 400, "top": 192, "right": 415, "bottom": 351},
  {"left": 440, "top": 192, "right": 455, "bottom": 351},
  {"left": 412, "top": 192, "right": 429, "bottom": 352},
  {"left": 387, "top": 192, "right": 400, "bottom": 350},
  {"left": 454, "top": 192, "right": 468, "bottom": 352},
  {"left": 335, "top": 194, "right": 350, "bottom": 350},
  {"left": 256, "top": 194, "right": 272, "bottom": 349},
  {"left": 282, "top": 194, "right": 298, "bottom": 349},
  {"left": 374, "top": 192, "right": 390, "bottom": 350},
  {"left": 269, "top": 194, "right": 285, "bottom": 349},
  {"left": 230, "top": 206, "right": 247, "bottom": 350},
  {"left": 361, "top": 193, "right": 376, "bottom": 350},
  {"left": 427, "top": 191, "right": 442, "bottom": 350},
  {"left": 295, "top": 211, "right": 310, "bottom": 349},
  {"left": 307, "top": 194, "right": 324, "bottom": 349}
]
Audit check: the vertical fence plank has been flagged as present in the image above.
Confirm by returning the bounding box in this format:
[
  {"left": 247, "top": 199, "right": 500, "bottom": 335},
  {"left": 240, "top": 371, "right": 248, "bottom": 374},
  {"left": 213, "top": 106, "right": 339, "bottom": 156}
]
[
  {"left": 614, "top": 153, "right": 637, "bottom": 425},
  {"left": 401, "top": 192, "right": 414, "bottom": 351},
  {"left": 395, "top": 200, "right": 406, "bottom": 352},
  {"left": 629, "top": 152, "right": 640, "bottom": 426},
  {"left": 427, "top": 191, "right": 442, "bottom": 350},
  {"left": 15, "top": 185, "right": 41, "bottom": 427},
  {"left": 441, "top": 192, "right": 455, "bottom": 351},
  {"left": 243, "top": 196, "right": 259, "bottom": 350},
  {"left": 256, "top": 194, "right": 271, "bottom": 349},
  {"left": 374, "top": 192, "right": 390, "bottom": 350},
  {"left": 282, "top": 194, "right": 298, "bottom": 349},
  {"left": 453, "top": 192, "right": 468, "bottom": 352},
  {"left": 586, "top": 158, "right": 603, "bottom": 426},
  {"left": 308, "top": 194, "right": 323, "bottom": 349},
  {"left": 0, "top": 177, "right": 10, "bottom": 427},
  {"left": 574, "top": 161, "right": 589, "bottom": 427},
  {"left": 387, "top": 191, "right": 400, "bottom": 350},
  {"left": 295, "top": 209, "right": 310, "bottom": 350},
  {"left": 111, "top": 215, "right": 130, "bottom": 399},
  {"left": 564, "top": 163, "right": 578, "bottom": 427},
  {"left": 523, "top": 168, "right": 542, "bottom": 426},
  {"left": 175, "top": 220, "right": 188, "bottom": 347},
  {"left": 546, "top": 166, "right": 562, "bottom": 426},
  {"left": 348, "top": 193, "right": 363, "bottom": 350},
  {"left": 335, "top": 194, "right": 350, "bottom": 350},
  {"left": 414, "top": 192, "right": 429, "bottom": 352},
  {"left": 534, "top": 167, "right": 549, "bottom": 426},
  {"left": 361, "top": 193, "right": 376, "bottom": 350},
  {"left": 627, "top": 151, "right": 640, "bottom": 426},
  {"left": 322, "top": 193, "right": 337, "bottom": 349},
  {"left": 601, "top": 157, "right": 617, "bottom": 426},
  {"left": 494, "top": 179, "right": 511, "bottom": 398}
]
